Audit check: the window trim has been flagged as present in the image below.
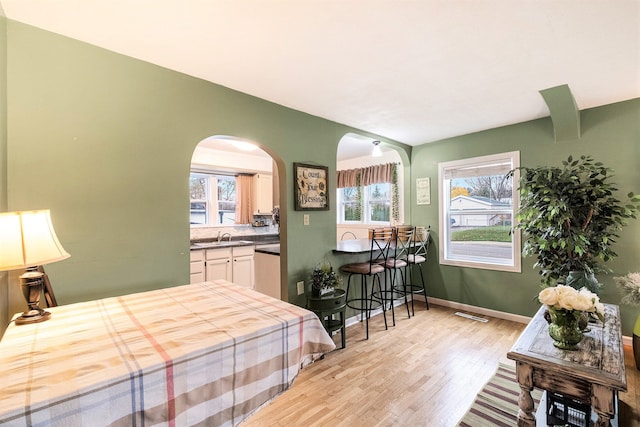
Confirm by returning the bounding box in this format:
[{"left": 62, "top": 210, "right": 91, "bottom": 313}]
[
  {"left": 437, "top": 151, "right": 521, "bottom": 273},
  {"left": 190, "top": 171, "right": 237, "bottom": 227},
  {"left": 337, "top": 182, "right": 394, "bottom": 225}
]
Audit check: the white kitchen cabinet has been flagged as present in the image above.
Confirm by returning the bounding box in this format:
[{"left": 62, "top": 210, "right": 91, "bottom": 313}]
[
  {"left": 190, "top": 250, "right": 205, "bottom": 284},
  {"left": 194, "top": 245, "right": 255, "bottom": 289},
  {"left": 231, "top": 245, "right": 255, "bottom": 289},
  {"left": 253, "top": 173, "right": 273, "bottom": 214},
  {"left": 205, "top": 247, "right": 233, "bottom": 283}
]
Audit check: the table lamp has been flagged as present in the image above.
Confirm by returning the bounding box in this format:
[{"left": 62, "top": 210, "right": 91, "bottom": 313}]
[{"left": 0, "top": 210, "right": 70, "bottom": 325}]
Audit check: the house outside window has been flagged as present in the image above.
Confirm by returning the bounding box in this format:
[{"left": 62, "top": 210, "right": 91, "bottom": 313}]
[
  {"left": 190, "top": 172, "right": 236, "bottom": 225},
  {"left": 438, "top": 151, "right": 521, "bottom": 272}
]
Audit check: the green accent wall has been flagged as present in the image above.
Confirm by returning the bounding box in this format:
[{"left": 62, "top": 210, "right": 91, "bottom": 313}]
[
  {"left": 2, "top": 21, "right": 410, "bottom": 320},
  {"left": 411, "top": 98, "right": 640, "bottom": 336},
  {"left": 2, "top": 19, "right": 639, "bottom": 337}
]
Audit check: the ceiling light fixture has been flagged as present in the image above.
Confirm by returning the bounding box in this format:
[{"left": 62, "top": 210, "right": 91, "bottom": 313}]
[{"left": 372, "top": 140, "right": 382, "bottom": 157}]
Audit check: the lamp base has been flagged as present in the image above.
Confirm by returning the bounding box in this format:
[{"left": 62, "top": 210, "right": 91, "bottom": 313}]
[
  {"left": 15, "top": 309, "right": 51, "bottom": 325},
  {"left": 16, "top": 268, "right": 51, "bottom": 325}
]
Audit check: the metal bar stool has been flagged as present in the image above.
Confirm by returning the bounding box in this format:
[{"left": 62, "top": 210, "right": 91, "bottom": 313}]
[
  {"left": 383, "top": 225, "right": 414, "bottom": 320},
  {"left": 340, "top": 228, "right": 392, "bottom": 339},
  {"left": 405, "top": 225, "right": 431, "bottom": 314}
]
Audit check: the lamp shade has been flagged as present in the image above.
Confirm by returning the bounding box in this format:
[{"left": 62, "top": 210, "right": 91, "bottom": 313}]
[{"left": 0, "top": 210, "right": 70, "bottom": 272}]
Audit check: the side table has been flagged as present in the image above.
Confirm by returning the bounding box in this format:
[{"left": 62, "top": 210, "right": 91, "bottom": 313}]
[
  {"left": 507, "top": 304, "right": 626, "bottom": 426},
  {"left": 307, "top": 289, "right": 347, "bottom": 349}
]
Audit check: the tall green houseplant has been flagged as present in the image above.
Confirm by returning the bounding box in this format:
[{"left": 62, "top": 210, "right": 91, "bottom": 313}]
[{"left": 509, "top": 155, "right": 639, "bottom": 291}]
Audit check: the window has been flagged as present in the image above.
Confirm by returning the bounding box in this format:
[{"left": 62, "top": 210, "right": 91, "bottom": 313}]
[
  {"left": 189, "top": 172, "right": 236, "bottom": 225},
  {"left": 438, "top": 151, "right": 521, "bottom": 272},
  {"left": 367, "top": 183, "right": 391, "bottom": 222},
  {"left": 341, "top": 187, "right": 361, "bottom": 221},
  {"left": 338, "top": 182, "right": 392, "bottom": 224},
  {"left": 336, "top": 162, "right": 399, "bottom": 225}
]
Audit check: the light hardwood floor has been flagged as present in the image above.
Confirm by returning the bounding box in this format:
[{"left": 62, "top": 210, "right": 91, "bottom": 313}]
[{"left": 242, "top": 303, "right": 640, "bottom": 427}]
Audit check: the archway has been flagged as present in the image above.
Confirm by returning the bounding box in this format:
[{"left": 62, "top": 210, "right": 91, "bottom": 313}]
[
  {"left": 336, "top": 133, "right": 406, "bottom": 240},
  {"left": 188, "top": 135, "right": 287, "bottom": 300}
]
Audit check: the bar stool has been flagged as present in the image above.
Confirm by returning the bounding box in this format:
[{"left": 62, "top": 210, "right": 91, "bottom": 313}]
[
  {"left": 405, "top": 225, "right": 431, "bottom": 314},
  {"left": 341, "top": 227, "right": 392, "bottom": 339},
  {"left": 383, "top": 226, "right": 414, "bottom": 321}
]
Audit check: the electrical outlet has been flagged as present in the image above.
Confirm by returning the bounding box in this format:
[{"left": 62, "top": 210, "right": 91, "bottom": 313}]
[
  {"left": 296, "top": 281, "right": 305, "bottom": 295},
  {"left": 303, "top": 214, "right": 309, "bottom": 225}
]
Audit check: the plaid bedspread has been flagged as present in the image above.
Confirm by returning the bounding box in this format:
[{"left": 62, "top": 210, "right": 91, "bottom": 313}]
[{"left": 0, "top": 280, "right": 335, "bottom": 426}]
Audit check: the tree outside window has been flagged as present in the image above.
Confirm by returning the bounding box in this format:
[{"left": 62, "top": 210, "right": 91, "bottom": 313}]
[
  {"left": 368, "top": 184, "right": 390, "bottom": 222},
  {"left": 338, "top": 183, "right": 390, "bottom": 224}
]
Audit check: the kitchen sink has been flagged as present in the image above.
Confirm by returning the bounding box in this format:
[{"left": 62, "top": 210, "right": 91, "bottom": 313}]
[{"left": 192, "top": 240, "right": 254, "bottom": 249}]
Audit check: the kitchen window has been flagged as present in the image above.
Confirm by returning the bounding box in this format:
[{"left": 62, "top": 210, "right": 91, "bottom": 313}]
[
  {"left": 190, "top": 172, "right": 236, "bottom": 225},
  {"left": 438, "top": 151, "right": 521, "bottom": 272}
]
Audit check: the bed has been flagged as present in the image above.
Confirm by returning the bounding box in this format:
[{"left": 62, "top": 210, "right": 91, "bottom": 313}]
[{"left": 0, "top": 280, "right": 336, "bottom": 426}]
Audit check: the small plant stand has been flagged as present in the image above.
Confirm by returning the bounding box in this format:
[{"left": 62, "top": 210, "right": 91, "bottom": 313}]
[{"left": 306, "top": 289, "right": 346, "bottom": 350}]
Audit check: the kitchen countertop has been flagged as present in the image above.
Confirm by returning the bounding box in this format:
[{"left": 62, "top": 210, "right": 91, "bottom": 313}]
[
  {"left": 254, "top": 244, "right": 280, "bottom": 255},
  {"left": 190, "top": 235, "right": 280, "bottom": 251},
  {"left": 190, "top": 240, "right": 255, "bottom": 250}
]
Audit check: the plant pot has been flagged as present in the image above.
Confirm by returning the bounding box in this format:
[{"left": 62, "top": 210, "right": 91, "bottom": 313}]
[
  {"left": 547, "top": 308, "right": 584, "bottom": 350},
  {"left": 565, "top": 270, "right": 601, "bottom": 294}
]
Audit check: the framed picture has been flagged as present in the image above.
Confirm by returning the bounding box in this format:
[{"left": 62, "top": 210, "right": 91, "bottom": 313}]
[{"left": 294, "top": 163, "right": 329, "bottom": 210}]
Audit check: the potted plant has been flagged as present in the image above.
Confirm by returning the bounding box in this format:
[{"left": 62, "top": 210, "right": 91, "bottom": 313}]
[
  {"left": 538, "top": 285, "right": 605, "bottom": 350},
  {"left": 508, "top": 155, "right": 639, "bottom": 291},
  {"left": 310, "top": 260, "right": 342, "bottom": 297}
]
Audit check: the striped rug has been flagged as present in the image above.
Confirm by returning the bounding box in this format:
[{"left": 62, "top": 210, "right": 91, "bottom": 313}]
[{"left": 457, "top": 362, "right": 542, "bottom": 427}]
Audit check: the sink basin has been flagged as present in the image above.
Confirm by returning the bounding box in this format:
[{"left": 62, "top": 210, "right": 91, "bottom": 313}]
[{"left": 192, "top": 240, "right": 254, "bottom": 249}]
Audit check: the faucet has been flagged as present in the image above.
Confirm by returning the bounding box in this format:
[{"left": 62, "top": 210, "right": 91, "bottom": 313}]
[{"left": 218, "top": 232, "right": 232, "bottom": 242}]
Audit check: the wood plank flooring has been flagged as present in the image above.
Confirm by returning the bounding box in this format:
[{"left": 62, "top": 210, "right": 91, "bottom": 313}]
[{"left": 242, "top": 303, "right": 640, "bottom": 427}]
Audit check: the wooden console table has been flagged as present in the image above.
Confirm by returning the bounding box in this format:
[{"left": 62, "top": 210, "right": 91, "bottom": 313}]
[{"left": 507, "top": 304, "right": 626, "bottom": 426}]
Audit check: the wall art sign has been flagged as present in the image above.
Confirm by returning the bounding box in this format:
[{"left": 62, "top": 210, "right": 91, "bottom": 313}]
[
  {"left": 294, "top": 163, "right": 329, "bottom": 210},
  {"left": 416, "top": 177, "right": 431, "bottom": 205}
]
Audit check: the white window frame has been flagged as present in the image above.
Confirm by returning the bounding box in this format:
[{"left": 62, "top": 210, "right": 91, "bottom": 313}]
[
  {"left": 438, "top": 151, "right": 521, "bottom": 272},
  {"left": 190, "top": 172, "right": 236, "bottom": 226},
  {"left": 337, "top": 182, "right": 393, "bottom": 225}
]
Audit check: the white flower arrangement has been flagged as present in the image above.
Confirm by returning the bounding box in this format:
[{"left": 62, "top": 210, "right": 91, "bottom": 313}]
[
  {"left": 538, "top": 285, "right": 605, "bottom": 322},
  {"left": 614, "top": 272, "right": 640, "bottom": 307}
]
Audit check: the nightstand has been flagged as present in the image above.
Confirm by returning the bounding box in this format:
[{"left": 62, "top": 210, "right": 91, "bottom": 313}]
[{"left": 306, "top": 288, "right": 346, "bottom": 349}]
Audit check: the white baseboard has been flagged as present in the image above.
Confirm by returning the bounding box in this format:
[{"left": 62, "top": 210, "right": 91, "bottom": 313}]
[
  {"left": 345, "top": 296, "right": 634, "bottom": 347},
  {"left": 425, "top": 296, "right": 532, "bottom": 324}
]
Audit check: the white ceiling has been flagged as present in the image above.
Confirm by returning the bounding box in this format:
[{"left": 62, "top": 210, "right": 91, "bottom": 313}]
[{"left": 2, "top": 0, "right": 639, "bottom": 158}]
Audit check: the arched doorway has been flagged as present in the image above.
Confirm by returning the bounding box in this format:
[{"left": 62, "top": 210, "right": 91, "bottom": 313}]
[
  {"left": 189, "top": 135, "right": 286, "bottom": 300},
  {"left": 336, "top": 133, "right": 405, "bottom": 240}
]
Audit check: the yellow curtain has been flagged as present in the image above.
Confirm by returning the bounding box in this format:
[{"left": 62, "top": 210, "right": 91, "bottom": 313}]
[{"left": 235, "top": 175, "right": 254, "bottom": 224}]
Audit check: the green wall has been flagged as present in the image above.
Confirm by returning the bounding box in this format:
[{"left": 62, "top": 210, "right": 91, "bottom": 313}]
[
  {"left": 411, "top": 98, "right": 640, "bottom": 335},
  {"left": 3, "top": 19, "right": 639, "bottom": 337},
  {"left": 2, "top": 20, "right": 410, "bottom": 321}
]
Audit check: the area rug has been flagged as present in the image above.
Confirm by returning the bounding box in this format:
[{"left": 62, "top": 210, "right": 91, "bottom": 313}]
[{"left": 457, "top": 362, "right": 542, "bottom": 427}]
